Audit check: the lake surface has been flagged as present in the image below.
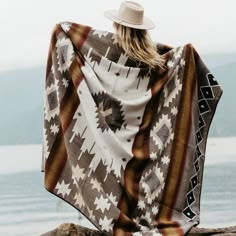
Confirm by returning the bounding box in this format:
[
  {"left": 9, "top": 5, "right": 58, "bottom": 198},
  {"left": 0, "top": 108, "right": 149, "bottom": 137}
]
[{"left": 0, "top": 138, "right": 236, "bottom": 235}]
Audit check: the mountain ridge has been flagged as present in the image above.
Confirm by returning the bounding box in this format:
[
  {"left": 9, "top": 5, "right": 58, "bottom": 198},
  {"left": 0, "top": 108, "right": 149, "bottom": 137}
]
[{"left": 0, "top": 53, "right": 235, "bottom": 145}]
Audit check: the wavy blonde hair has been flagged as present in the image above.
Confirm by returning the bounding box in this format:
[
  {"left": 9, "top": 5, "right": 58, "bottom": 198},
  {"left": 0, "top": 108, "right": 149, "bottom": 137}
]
[{"left": 113, "top": 22, "right": 166, "bottom": 70}]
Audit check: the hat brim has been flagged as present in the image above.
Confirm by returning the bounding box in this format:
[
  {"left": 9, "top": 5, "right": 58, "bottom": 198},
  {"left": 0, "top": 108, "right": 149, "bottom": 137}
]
[{"left": 104, "top": 10, "right": 155, "bottom": 30}]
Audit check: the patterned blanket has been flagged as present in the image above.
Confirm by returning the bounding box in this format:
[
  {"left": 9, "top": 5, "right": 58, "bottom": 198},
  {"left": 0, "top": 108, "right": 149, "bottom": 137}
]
[{"left": 42, "top": 22, "right": 222, "bottom": 235}]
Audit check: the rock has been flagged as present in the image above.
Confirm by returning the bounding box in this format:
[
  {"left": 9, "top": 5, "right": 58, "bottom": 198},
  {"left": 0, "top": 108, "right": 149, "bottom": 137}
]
[
  {"left": 40, "top": 223, "right": 236, "bottom": 236},
  {"left": 40, "top": 223, "right": 103, "bottom": 236},
  {"left": 187, "top": 225, "right": 236, "bottom": 235}
]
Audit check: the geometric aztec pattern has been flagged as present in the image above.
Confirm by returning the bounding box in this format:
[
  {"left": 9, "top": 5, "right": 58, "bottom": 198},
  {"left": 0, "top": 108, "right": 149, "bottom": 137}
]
[
  {"left": 182, "top": 73, "right": 221, "bottom": 220},
  {"left": 92, "top": 91, "right": 125, "bottom": 133},
  {"left": 42, "top": 22, "right": 223, "bottom": 236}
]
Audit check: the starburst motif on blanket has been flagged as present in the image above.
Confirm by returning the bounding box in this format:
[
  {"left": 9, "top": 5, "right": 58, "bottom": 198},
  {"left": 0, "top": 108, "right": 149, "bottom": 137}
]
[
  {"left": 164, "top": 66, "right": 182, "bottom": 107},
  {"left": 167, "top": 60, "right": 174, "bottom": 69},
  {"left": 60, "top": 22, "right": 72, "bottom": 32},
  {"left": 91, "top": 178, "right": 102, "bottom": 192},
  {"left": 62, "top": 78, "right": 69, "bottom": 88},
  {"left": 137, "top": 199, "right": 145, "bottom": 210},
  {"left": 93, "top": 92, "right": 125, "bottom": 132},
  {"left": 73, "top": 192, "right": 85, "bottom": 208},
  {"left": 94, "top": 195, "right": 111, "bottom": 213},
  {"left": 44, "top": 82, "right": 60, "bottom": 122},
  {"left": 92, "top": 30, "right": 109, "bottom": 38},
  {"left": 152, "top": 205, "right": 159, "bottom": 215},
  {"left": 50, "top": 123, "right": 59, "bottom": 135},
  {"left": 161, "top": 155, "right": 170, "bottom": 165},
  {"left": 55, "top": 180, "right": 71, "bottom": 198},
  {"left": 72, "top": 165, "right": 85, "bottom": 183},
  {"left": 108, "top": 192, "right": 118, "bottom": 206},
  {"left": 56, "top": 37, "right": 74, "bottom": 73},
  {"left": 150, "top": 114, "right": 174, "bottom": 153},
  {"left": 99, "top": 215, "right": 113, "bottom": 232},
  {"left": 171, "top": 106, "right": 178, "bottom": 116},
  {"left": 150, "top": 152, "right": 158, "bottom": 161},
  {"left": 141, "top": 166, "right": 164, "bottom": 204}
]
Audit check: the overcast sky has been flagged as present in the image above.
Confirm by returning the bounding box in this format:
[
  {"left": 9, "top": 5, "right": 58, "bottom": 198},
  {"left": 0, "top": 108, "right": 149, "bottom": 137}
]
[{"left": 0, "top": 0, "right": 235, "bottom": 72}]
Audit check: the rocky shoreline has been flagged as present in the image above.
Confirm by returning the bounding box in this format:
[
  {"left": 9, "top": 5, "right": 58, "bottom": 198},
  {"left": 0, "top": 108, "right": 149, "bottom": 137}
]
[{"left": 41, "top": 223, "right": 236, "bottom": 236}]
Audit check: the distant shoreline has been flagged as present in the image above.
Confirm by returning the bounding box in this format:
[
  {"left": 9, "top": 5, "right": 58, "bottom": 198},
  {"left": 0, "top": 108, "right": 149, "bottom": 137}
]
[{"left": 0, "top": 137, "right": 236, "bottom": 174}]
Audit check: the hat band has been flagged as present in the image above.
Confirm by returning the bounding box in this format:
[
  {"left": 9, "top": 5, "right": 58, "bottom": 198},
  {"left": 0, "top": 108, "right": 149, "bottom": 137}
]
[{"left": 116, "top": 17, "right": 142, "bottom": 25}]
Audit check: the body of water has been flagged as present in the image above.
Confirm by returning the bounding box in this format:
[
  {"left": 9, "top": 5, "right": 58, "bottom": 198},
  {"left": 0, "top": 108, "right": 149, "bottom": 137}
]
[{"left": 0, "top": 138, "right": 236, "bottom": 235}]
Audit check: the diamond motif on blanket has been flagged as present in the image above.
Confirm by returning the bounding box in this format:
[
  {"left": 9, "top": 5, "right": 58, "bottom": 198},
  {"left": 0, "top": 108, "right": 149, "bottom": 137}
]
[
  {"left": 44, "top": 82, "right": 60, "bottom": 121},
  {"left": 194, "top": 160, "right": 200, "bottom": 172},
  {"left": 142, "top": 166, "right": 164, "bottom": 204},
  {"left": 187, "top": 191, "right": 195, "bottom": 205},
  {"left": 198, "top": 115, "right": 205, "bottom": 129},
  {"left": 201, "top": 86, "right": 214, "bottom": 99},
  {"left": 151, "top": 114, "right": 174, "bottom": 152},
  {"left": 56, "top": 37, "right": 74, "bottom": 73},
  {"left": 196, "top": 130, "right": 203, "bottom": 144},
  {"left": 183, "top": 206, "right": 196, "bottom": 219},
  {"left": 191, "top": 175, "right": 198, "bottom": 189},
  {"left": 196, "top": 146, "right": 202, "bottom": 158},
  {"left": 207, "top": 73, "right": 218, "bottom": 86},
  {"left": 47, "top": 91, "right": 58, "bottom": 110},
  {"left": 198, "top": 99, "right": 210, "bottom": 114}
]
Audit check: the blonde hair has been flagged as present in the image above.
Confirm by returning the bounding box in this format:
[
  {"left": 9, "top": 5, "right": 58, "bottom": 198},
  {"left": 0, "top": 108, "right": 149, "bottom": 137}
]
[{"left": 113, "top": 23, "right": 166, "bottom": 70}]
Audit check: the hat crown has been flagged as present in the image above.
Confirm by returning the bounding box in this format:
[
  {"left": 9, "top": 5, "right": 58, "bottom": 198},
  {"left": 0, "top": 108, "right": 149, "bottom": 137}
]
[
  {"left": 118, "top": 1, "right": 144, "bottom": 25},
  {"left": 104, "top": 1, "right": 155, "bottom": 30}
]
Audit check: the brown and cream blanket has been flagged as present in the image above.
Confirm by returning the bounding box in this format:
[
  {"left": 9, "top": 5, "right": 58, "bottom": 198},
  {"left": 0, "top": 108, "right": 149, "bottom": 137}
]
[{"left": 42, "top": 22, "right": 222, "bottom": 235}]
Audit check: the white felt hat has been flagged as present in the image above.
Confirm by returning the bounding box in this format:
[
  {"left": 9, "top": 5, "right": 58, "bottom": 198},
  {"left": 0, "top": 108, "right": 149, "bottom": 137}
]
[{"left": 104, "top": 1, "right": 155, "bottom": 30}]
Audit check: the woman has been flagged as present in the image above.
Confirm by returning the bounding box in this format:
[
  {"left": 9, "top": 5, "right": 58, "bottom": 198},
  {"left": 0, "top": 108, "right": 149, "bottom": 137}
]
[
  {"left": 104, "top": 1, "right": 166, "bottom": 70},
  {"left": 42, "top": 1, "right": 222, "bottom": 235}
]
